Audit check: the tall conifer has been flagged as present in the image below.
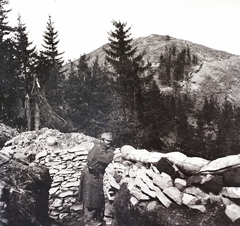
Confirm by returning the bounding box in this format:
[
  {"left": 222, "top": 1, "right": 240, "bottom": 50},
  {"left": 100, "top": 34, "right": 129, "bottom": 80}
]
[
  {"left": 104, "top": 20, "right": 149, "bottom": 119},
  {"left": 14, "top": 15, "right": 36, "bottom": 93},
  {"left": 41, "top": 15, "right": 64, "bottom": 70},
  {"left": 0, "top": 0, "right": 22, "bottom": 125},
  {"left": 41, "top": 15, "right": 64, "bottom": 109},
  {"left": 14, "top": 15, "right": 37, "bottom": 130}
]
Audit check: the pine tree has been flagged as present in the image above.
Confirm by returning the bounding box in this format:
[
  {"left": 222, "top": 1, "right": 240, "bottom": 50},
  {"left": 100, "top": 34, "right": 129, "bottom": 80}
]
[
  {"left": 0, "top": 0, "right": 22, "bottom": 126},
  {"left": 202, "top": 95, "right": 218, "bottom": 123},
  {"left": 216, "top": 97, "right": 235, "bottom": 157},
  {"left": 14, "top": 15, "right": 36, "bottom": 93},
  {"left": 0, "top": 0, "right": 11, "bottom": 42},
  {"left": 41, "top": 15, "right": 64, "bottom": 71},
  {"left": 158, "top": 46, "right": 175, "bottom": 86},
  {"left": 141, "top": 79, "right": 167, "bottom": 149},
  {"left": 63, "top": 55, "right": 114, "bottom": 135},
  {"left": 41, "top": 15, "right": 64, "bottom": 91},
  {"left": 14, "top": 15, "right": 37, "bottom": 130},
  {"left": 41, "top": 15, "right": 64, "bottom": 115},
  {"left": 104, "top": 20, "right": 149, "bottom": 119}
]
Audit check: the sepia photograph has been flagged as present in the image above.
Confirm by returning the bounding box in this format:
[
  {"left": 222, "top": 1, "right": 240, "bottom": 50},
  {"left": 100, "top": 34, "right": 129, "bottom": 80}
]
[{"left": 1, "top": 0, "right": 240, "bottom": 225}]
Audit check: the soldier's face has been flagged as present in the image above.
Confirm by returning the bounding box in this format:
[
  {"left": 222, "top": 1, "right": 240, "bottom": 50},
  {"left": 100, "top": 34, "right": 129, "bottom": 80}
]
[{"left": 103, "top": 139, "right": 112, "bottom": 148}]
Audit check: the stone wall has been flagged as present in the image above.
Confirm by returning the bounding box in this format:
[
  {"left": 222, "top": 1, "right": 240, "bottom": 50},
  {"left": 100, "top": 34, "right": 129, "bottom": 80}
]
[
  {"left": 1, "top": 128, "right": 95, "bottom": 224},
  {"left": 1, "top": 128, "right": 240, "bottom": 225},
  {"left": 104, "top": 145, "right": 240, "bottom": 225}
]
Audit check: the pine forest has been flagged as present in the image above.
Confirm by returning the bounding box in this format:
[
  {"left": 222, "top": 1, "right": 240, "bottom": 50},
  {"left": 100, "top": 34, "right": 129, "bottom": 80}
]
[{"left": 1, "top": 0, "right": 240, "bottom": 161}]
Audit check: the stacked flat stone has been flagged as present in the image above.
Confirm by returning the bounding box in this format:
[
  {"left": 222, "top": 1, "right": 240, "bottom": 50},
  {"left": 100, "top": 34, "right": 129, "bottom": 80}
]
[
  {"left": 103, "top": 145, "right": 240, "bottom": 224},
  {"left": 34, "top": 141, "right": 92, "bottom": 221},
  {"left": 1, "top": 128, "right": 96, "bottom": 223},
  {"left": 2, "top": 128, "right": 240, "bottom": 224}
]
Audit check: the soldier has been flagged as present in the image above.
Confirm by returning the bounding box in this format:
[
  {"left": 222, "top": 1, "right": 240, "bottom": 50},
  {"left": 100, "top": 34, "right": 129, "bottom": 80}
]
[{"left": 79, "top": 132, "right": 114, "bottom": 226}]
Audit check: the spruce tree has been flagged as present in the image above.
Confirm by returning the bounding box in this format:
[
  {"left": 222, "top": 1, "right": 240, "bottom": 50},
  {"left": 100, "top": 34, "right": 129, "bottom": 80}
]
[
  {"left": 63, "top": 55, "right": 114, "bottom": 135},
  {"left": 14, "top": 15, "right": 37, "bottom": 130},
  {"left": 104, "top": 20, "right": 149, "bottom": 119},
  {"left": 216, "top": 98, "right": 235, "bottom": 157},
  {"left": 41, "top": 15, "right": 64, "bottom": 92},
  {"left": 14, "top": 15, "right": 36, "bottom": 93},
  {"left": 41, "top": 15, "right": 64, "bottom": 114},
  {"left": 41, "top": 15, "right": 64, "bottom": 71},
  {"left": 0, "top": 0, "right": 22, "bottom": 126},
  {"left": 141, "top": 79, "right": 167, "bottom": 149}
]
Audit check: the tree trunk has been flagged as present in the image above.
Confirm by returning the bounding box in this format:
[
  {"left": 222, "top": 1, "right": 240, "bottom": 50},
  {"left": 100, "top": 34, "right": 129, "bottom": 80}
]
[
  {"left": 25, "top": 94, "right": 31, "bottom": 131},
  {"left": 34, "top": 99, "right": 40, "bottom": 131}
]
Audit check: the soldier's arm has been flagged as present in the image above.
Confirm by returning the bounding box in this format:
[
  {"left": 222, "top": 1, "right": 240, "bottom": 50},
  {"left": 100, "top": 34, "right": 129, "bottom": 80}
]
[{"left": 98, "top": 149, "right": 114, "bottom": 164}]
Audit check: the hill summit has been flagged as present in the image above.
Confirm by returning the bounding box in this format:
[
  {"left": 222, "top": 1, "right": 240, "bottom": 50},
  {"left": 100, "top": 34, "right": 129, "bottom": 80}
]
[{"left": 65, "top": 34, "right": 240, "bottom": 106}]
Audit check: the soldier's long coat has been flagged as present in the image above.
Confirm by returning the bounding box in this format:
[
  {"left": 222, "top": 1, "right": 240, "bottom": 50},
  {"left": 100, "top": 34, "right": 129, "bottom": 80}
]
[{"left": 79, "top": 142, "right": 114, "bottom": 208}]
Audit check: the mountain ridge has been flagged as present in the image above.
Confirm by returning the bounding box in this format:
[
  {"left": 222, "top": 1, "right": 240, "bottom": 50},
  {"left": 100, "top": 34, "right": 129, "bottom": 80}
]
[
  {"left": 84, "top": 34, "right": 236, "bottom": 65},
  {"left": 64, "top": 34, "right": 240, "bottom": 106}
]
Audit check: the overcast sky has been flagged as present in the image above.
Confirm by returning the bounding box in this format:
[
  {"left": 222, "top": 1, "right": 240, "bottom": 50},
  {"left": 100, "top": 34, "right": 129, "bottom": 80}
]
[{"left": 7, "top": 0, "right": 240, "bottom": 62}]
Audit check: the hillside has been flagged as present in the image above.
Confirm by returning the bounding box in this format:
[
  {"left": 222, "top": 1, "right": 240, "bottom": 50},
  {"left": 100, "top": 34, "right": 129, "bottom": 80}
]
[{"left": 64, "top": 34, "right": 240, "bottom": 106}]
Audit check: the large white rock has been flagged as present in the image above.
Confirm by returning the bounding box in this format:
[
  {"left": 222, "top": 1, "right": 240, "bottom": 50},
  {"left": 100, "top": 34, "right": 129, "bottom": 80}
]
[
  {"left": 156, "top": 189, "right": 172, "bottom": 208},
  {"left": 135, "top": 177, "right": 156, "bottom": 198},
  {"left": 163, "top": 187, "right": 183, "bottom": 205},
  {"left": 49, "top": 186, "right": 60, "bottom": 195},
  {"left": 59, "top": 213, "right": 68, "bottom": 220},
  {"left": 49, "top": 169, "right": 59, "bottom": 175},
  {"left": 78, "top": 141, "right": 94, "bottom": 151},
  {"left": 58, "top": 190, "right": 74, "bottom": 198},
  {"left": 136, "top": 169, "right": 160, "bottom": 192},
  {"left": 128, "top": 167, "right": 137, "bottom": 178},
  {"left": 108, "top": 177, "right": 120, "bottom": 190},
  {"left": 146, "top": 200, "right": 159, "bottom": 212},
  {"left": 52, "top": 198, "right": 63, "bottom": 207},
  {"left": 221, "top": 196, "right": 234, "bottom": 206},
  {"left": 182, "top": 193, "right": 198, "bottom": 206},
  {"left": 221, "top": 187, "right": 240, "bottom": 199},
  {"left": 51, "top": 164, "right": 66, "bottom": 170},
  {"left": 62, "top": 153, "right": 75, "bottom": 161},
  {"left": 189, "top": 205, "right": 206, "bottom": 213},
  {"left": 67, "top": 145, "right": 87, "bottom": 153},
  {"left": 61, "top": 181, "right": 80, "bottom": 188},
  {"left": 57, "top": 169, "right": 75, "bottom": 175},
  {"left": 146, "top": 170, "right": 173, "bottom": 190},
  {"left": 225, "top": 204, "right": 240, "bottom": 222},
  {"left": 184, "top": 186, "right": 210, "bottom": 204},
  {"left": 70, "top": 204, "right": 83, "bottom": 211},
  {"left": 35, "top": 150, "right": 48, "bottom": 160},
  {"left": 46, "top": 136, "right": 57, "bottom": 146},
  {"left": 200, "top": 154, "right": 240, "bottom": 173},
  {"left": 130, "top": 187, "right": 150, "bottom": 200},
  {"left": 174, "top": 178, "right": 187, "bottom": 191},
  {"left": 167, "top": 155, "right": 209, "bottom": 175},
  {"left": 130, "top": 196, "right": 139, "bottom": 206},
  {"left": 124, "top": 177, "right": 136, "bottom": 191}
]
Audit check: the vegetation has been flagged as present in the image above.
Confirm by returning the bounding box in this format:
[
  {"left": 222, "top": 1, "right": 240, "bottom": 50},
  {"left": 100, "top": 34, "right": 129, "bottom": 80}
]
[{"left": 0, "top": 1, "right": 239, "bottom": 160}]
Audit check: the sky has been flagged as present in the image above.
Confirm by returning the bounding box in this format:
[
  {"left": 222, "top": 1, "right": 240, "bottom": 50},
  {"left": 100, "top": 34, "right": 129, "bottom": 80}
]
[{"left": 7, "top": 0, "right": 240, "bottom": 62}]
